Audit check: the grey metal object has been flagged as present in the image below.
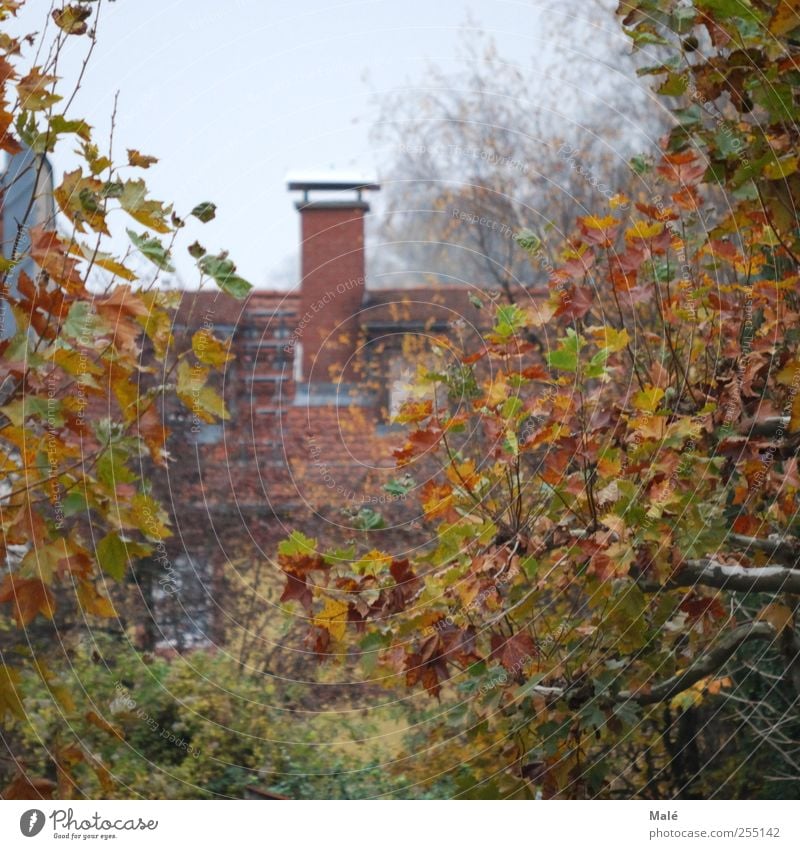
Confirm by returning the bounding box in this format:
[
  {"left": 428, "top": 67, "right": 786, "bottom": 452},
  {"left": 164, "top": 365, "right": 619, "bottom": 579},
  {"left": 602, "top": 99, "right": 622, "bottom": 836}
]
[
  {"left": 1, "top": 145, "right": 56, "bottom": 339},
  {"left": 286, "top": 170, "right": 379, "bottom": 204}
]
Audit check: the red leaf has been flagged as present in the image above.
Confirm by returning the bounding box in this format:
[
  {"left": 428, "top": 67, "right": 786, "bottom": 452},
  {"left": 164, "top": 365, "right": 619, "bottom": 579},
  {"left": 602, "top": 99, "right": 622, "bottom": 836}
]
[{"left": 490, "top": 631, "right": 537, "bottom": 671}]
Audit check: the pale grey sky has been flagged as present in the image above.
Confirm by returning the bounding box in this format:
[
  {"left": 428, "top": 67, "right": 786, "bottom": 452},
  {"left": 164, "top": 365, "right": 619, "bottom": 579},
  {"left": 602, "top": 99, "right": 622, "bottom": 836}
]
[{"left": 13, "top": 0, "right": 644, "bottom": 290}]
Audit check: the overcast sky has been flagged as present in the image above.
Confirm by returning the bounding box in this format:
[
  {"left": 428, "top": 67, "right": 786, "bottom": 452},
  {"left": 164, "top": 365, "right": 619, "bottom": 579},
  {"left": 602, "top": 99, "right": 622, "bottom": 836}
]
[{"left": 13, "top": 0, "right": 639, "bottom": 290}]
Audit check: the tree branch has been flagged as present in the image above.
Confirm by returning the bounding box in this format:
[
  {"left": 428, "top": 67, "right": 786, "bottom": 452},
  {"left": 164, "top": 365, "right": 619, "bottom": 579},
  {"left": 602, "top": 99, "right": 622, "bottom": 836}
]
[
  {"left": 674, "top": 560, "right": 800, "bottom": 594},
  {"left": 619, "top": 622, "right": 777, "bottom": 706},
  {"left": 727, "top": 533, "right": 800, "bottom": 566},
  {"left": 525, "top": 623, "right": 779, "bottom": 708}
]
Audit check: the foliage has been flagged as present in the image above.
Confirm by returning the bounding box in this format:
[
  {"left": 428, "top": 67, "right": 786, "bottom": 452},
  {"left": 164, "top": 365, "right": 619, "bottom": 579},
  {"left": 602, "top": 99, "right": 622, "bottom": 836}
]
[
  {"left": 0, "top": 0, "right": 251, "bottom": 796},
  {"left": 17, "top": 635, "right": 430, "bottom": 799},
  {"left": 278, "top": 0, "right": 800, "bottom": 798}
]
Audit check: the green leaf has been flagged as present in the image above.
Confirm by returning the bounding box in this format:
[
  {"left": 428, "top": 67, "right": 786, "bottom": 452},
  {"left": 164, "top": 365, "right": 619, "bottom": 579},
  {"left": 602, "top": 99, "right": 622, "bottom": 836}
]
[
  {"left": 278, "top": 530, "right": 317, "bottom": 557},
  {"left": 501, "top": 396, "right": 523, "bottom": 418},
  {"left": 468, "top": 292, "right": 484, "bottom": 310},
  {"left": 546, "top": 329, "right": 582, "bottom": 372},
  {"left": 119, "top": 180, "right": 172, "bottom": 233},
  {"left": 585, "top": 347, "right": 610, "bottom": 379},
  {"left": 187, "top": 241, "right": 206, "bottom": 259},
  {"left": 514, "top": 228, "right": 541, "bottom": 254},
  {"left": 97, "top": 449, "right": 138, "bottom": 489},
  {"left": 658, "top": 72, "right": 688, "bottom": 97},
  {"left": 191, "top": 202, "right": 216, "bottom": 223},
  {"left": 96, "top": 532, "right": 128, "bottom": 581},
  {"left": 198, "top": 252, "right": 252, "bottom": 299},
  {"left": 127, "top": 229, "right": 175, "bottom": 272},
  {"left": 63, "top": 301, "right": 105, "bottom": 340},
  {"left": 383, "top": 476, "right": 415, "bottom": 497},
  {"left": 354, "top": 508, "right": 385, "bottom": 531},
  {"left": 50, "top": 113, "right": 91, "bottom": 141},
  {"left": 695, "top": 0, "right": 760, "bottom": 26}
]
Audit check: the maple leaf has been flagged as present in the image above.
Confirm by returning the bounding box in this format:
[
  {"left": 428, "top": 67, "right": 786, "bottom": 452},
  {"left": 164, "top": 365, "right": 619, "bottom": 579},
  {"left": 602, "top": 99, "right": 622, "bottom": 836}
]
[
  {"left": 657, "top": 150, "right": 706, "bottom": 185},
  {"left": 491, "top": 631, "right": 537, "bottom": 672},
  {"left": 578, "top": 214, "right": 619, "bottom": 247},
  {"left": 0, "top": 575, "right": 55, "bottom": 626},
  {"left": 421, "top": 480, "right": 453, "bottom": 519},
  {"left": 313, "top": 595, "right": 349, "bottom": 641},
  {"left": 127, "top": 148, "right": 158, "bottom": 169},
  {"left": 16, "top": 66, "right": 61, "bottom": 110},
  {"left": 75, "top": 580, "right": 116, "bottom": 618},
  {"left": 769, "top": 1, "right": 800, "bottom": 36},
  {"left": 757, "top": 602, "right": 794, "bottom": 633},
  {"left": 393, "top": 399, "right": 432, "bottom": 424},
  {"left": 192, "top": 328, "right": 232, "bottom": 367},
  {"left": 632, "top": 385, "right": 664, "bottom": 413},
  {"left": 53, "top": 168, "right": 108, "bottom": 234},
  {"left": 546, "top": 329, "right": 582, "bottom": 372},
  {"left": 29, "top": 226, "right": 84, "bottom": 292},
  {"left": 280, "top": 574, "right": 313, "bottom": 610},
  {"left": 118, "top": 179, "right": 172, "bottom": 233},
  {"left": 679, "top": 594, "right": 726, "bottom": 623},
  {"left": 554, "top": 284, "right": 594, "bottom": 321},
  {"left": 625, "top": 220, "right": 664, "bottom": 242},
  {"left": 52, "top": 4, "right": 92, "bottom": 35}
]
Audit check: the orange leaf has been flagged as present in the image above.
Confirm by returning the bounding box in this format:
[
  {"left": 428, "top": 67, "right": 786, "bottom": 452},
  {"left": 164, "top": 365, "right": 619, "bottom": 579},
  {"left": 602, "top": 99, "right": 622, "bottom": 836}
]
[{"left": 0, "top": 576, "right": 55, "bottom": 626}]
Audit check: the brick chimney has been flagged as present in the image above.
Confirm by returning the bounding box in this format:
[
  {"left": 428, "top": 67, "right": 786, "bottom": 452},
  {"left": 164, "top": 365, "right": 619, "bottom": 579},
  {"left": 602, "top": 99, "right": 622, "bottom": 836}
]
[{"left": 288, "top": 174, "right": 379, "bottom": 386}]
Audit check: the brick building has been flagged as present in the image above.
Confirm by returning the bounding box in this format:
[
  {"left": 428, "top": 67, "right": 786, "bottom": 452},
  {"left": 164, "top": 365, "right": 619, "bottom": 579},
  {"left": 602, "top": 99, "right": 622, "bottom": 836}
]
[{"left": 152, "top": 176, "right": 496, "bottom": 648}]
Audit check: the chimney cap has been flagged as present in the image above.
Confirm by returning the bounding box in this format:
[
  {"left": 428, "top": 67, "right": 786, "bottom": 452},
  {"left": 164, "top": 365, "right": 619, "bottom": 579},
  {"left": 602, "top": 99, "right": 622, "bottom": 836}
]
[{"left": 286, "top": 170, "right": 380, "bottom": 193}]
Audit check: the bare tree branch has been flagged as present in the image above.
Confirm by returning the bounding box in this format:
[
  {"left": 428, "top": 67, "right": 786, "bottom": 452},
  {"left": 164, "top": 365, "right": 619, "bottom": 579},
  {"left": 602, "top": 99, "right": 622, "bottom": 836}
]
[
  {"left": 674, "top": 560, "right": 800, "bottom": 595},
  {"left": 619, "top": 622, "right": 777, "bottom": 706}
]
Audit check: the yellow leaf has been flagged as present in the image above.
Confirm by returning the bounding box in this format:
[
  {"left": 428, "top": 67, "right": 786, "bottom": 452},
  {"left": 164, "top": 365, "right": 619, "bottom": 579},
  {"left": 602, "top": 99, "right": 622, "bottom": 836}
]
[
  {"left": 757, "top": 602, "right": 794, "bottom": 633},
  {"left": 137, "top": 308, "right": 173, "bottom": 359},
  {"left": 314, "top": 595, "right": 349, "bottom": 641},
  {"left": 776, "top": 359, "right": 800, "bottom": 387},
  {"left": 54, "top": 168, "right": 109, "bottom": 234},
  {"left": 393, "top": 400, "right": 432, "bottom": 424},
  {"left": 177, "top": 359, "right": 228, "bottom": 422},
  {"left": 764, "top": 155, "right": 799, "bottom": 180},
  {"left": 0, "top": 665, "right": 25, "bottom": 724},
  {"left": 16, "top": 67, "right": 61, "bottom": 111},
  {"left": 670, "top": 684, "right": 703, "bottom": 712},
  {"left": 119, "top": 179, "right": 172, "bottom": 234},
  {"left": 588, "top": 325, "right": 630, "bottom": 353},
  {"left": 129, "top": 493, "right": 171, "bottom": 540},
  {"left": 19, "top": 539, "right": 71, "bottom": 583},
  {"left": 790, "top": 393, "right": 800, "bottom": 433},
  {"left": 192, "top": 328, "right": 232, "bottom": 367},
  {"left": 609, "top": 193, "right": 629, "bottom": 209},
  {"left": 52, "top": 4, "right": 92, "bottom": 35},
  {"left": 629, "top": 415, "right": 667, "bottom": 440},
  {"left": 626, "top": 220, "right": 664, "bottom": 241},
  {"left": 76, "top": 581, "right": 116, "bottom": 618},
  {"left": 127, "top": 149, "right": 158, "bottom": 169},
  {"left": 579, "top": 214, "right": 617, "bottom": 230},
  {"left": 485, "top": 372, "right": 509, "bottom": 408},
  {"left": 632, "top": 386, "right": 665, "bottom": 413},
  {"left": 421, "top": 481, "right": 453, "bottom": 519},
  {"left": 769, "top": 1, "right": 800, "bottom": 36},
  {"left": 196, "top": 385, "right": 230, "bottom": 422}
]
